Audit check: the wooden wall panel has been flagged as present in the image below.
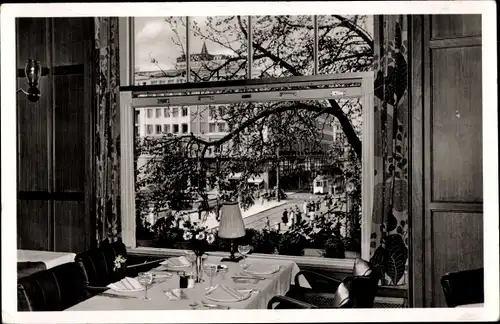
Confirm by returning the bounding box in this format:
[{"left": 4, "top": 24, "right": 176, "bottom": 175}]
[
  {"left": 54, "top": 201, "right": 87, "bottom": 253},
  {"left": 431, "top": 46, "right": 483, "bottom": 203},
  {"left": 16, "top": 18, "right": 47, "bottom": 67},
  {"left": 52, "top": 18, "right": 91, "bottom": 66},
  {"left": 17, "top": 77, "right": 50, "bottom": 191},
  {"left": 17, "top": 200, "right": 50, "bottom": 250},
  {"left": 431, "top": 212, "right": 483, "bottom": 306},
  {"left": 411, "top": 14, "right": 483, "bottom": 308},
  {"left": 54, "top": 74, "right": 85, "bottom": 192},
  {"left": 431, "top": 15, "right": 481, "bottom": 39}
]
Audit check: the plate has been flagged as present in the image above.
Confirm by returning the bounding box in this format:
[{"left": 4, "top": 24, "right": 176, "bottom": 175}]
[
  {"left": 244, "top": 265, "right": 280, "bottom": 275},
  {"left": 153, "top": 272, "right": 173, "bottom": 279},
  {"left": 205, "top": 289, "right": 252, "bottom": 303}
]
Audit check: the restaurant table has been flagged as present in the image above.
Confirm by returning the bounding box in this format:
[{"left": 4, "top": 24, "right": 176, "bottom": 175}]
[
  {"left": 67, "top": 255, "right": 310, "bottom": 310},
  {"left": 18, "top": 249, "right": 76, "bottom": 269},
  {"left": 455, "top": 303, "right": 484, "bottom": 308}
]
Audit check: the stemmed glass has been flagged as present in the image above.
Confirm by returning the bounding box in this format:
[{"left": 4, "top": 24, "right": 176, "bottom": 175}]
[
  {"left": 184, "top": 250, "right": 197, "bottom": 273},
  {"left": 203, "top": 263, "right": 218, "bottom": 292},
  {"left": 238, "top": 244, "right": 251, "bottom": 269},
  {"left": 137, "top": 272, "right": 153, "bottom": 300}
]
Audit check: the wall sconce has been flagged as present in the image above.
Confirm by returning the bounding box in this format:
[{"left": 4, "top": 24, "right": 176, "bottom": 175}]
[{"left": 17, "top": 59, "right": 49, "bottom": 103}]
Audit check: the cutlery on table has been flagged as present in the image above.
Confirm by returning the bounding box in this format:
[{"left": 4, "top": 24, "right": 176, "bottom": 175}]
[{"left": 98, "top": 292, "right": 137, "bottom": 299}]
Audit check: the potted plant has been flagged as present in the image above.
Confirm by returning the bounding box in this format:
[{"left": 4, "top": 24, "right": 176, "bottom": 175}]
[
  {"left": 324, "top": 235, "right": 346, "bottom": 259},
  {"left": 277, "top": 227, "right": 307, "bottom": 256}
]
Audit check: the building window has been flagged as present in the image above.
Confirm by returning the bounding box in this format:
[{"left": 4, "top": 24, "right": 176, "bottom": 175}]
[
  {"left": 209, "top": 122, "right": 216, "bottom": 133},
  {"left": 182, "top": 107, "right": 188, "bottom": 117},
  {"left": 135, "top": 126, "right": 140, "bottom": 137},
  {"left": 146, "top": 124, "right": 153, "bottom": 135},
  {"left": 218, "top": 122, "right": 226, "bottom": 133},
  {"left": 181, "top": 123, "right": 188, "bottom": 134},
  {"left": 150, "top": 80, "right": 158, "bottom": 85},
  {"left": 172, "top": 107, "right": 179, "bottom": 117},
  {"left": 164, "top": 124, "right": 170, "bottom": 134},
  {"left": 155, "top": 125, "right": 162, "bottom": 134},
  {"left": 173, "top": 124, "right": 179, "bottom": 134},
  {"left": 146, "top": 109, "right": 153, "bottom": 119},
  {"left": 135, "top": 111, "right": 140, "bottom": 124},
  {"left": 155, "top": 108, "right": 161, "bottom": 118},
  {"left": 164, "top": 108, "right": 170, "bottom": 117}
]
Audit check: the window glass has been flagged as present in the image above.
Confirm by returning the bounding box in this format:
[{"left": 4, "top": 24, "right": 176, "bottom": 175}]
[
  {"left": 182, "top": 107, "right": 188, "bottom": 117},
  {"left": 146, "top": 124, "right": 153, "bottom": 135},
  {"left": 189, "top": 16, "right": 248, "bottom": 82},
  {"left": 172, "top": 107, "right": 179, "bottom": 117},
  {"left": 155, "top": 108, "right": 162, "bottom": 118},
  {"left": 147, "top": 109, "right": 153, "bottom": 118},
  {"left": 155, "top": 125, "right": 162, "bottom": 134},
  {"left": 251, "top": 15, "right": 313, "bottom": 78},
  {"left": 134, "top": 17, "right": 187, "bottom": 84},
  {"left": 164, "top": 124, "right": 170, "bottom": 133},
  {"left": 164, "top": 108, "right": 170, "bottom": 117},
  {"left": 134, "top": 99, "right": 363, "bottom": 258}
]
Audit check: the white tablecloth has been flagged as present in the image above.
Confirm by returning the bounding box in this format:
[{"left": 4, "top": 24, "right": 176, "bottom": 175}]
[
  {"left": 456, "top": 303, "right": 484, "bottom": 308},
  {"left": 17, "top": 249, "right": 76, "bottom": 269},
  {"left": 67, "top": 255, "right": 308, "bottom": 310}
]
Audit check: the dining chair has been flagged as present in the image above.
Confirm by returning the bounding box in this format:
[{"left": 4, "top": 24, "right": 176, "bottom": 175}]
[
  {"left": 75, "top": 240, "right": 164, "bottom": 295},
  {"left": 290, "top": 258, "right": 378, "bottom": 308},
  {"left": 268, "top": 279, "right": 353, "bottom": 309},
  {"left": 17, "top": 262, "right": 88, "bottom": 311},
  {"left": 441, "top": 268, "right": 484, "bottom": 307}
]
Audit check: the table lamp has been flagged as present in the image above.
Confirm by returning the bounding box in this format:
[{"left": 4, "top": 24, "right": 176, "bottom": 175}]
[{"left": 218, "top": 201, "right": 245, "bottom": 262}]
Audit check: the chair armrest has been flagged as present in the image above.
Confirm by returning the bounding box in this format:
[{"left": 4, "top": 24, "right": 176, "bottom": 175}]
[
  {"left": 267, "top": 295, "right": 318, "bottom": 309},
  {"left": 294, "top": 270, "right": 343, "bottom": 291}
]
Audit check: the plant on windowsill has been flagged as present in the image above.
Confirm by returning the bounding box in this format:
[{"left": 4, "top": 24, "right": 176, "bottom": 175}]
[{"left": 277, "top": 226, "right": 308, "bottom": 256}]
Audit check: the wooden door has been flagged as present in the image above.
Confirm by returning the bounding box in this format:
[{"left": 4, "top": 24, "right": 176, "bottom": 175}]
[{"left": 411, "top": 15, "right": 483, "bottom": 307}]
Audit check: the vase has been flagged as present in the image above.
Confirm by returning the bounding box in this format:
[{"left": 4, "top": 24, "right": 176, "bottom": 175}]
[{"left": 194, "top": 254, "right": 204, "bottom": 283}]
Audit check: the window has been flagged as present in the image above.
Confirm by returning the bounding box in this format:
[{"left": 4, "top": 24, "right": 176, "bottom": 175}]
[
  {"left": 181, "top": 123, "right": 188, "bottom": 134},
  {"left": 155, "top": 125, "right": 162, "bottom": 134},
  {"left": 172, "top": 107, "right": 179, "bottom": 117},
  {"left": 146, "top": 124, "right": 153, "bottom": 135},
  {"left": 150, "top": 80, "right": 158, "bottom": 85},
  {"left": 135, "top": 111, "right": 140, "bottom": 124},
  {"left": 155, "top": 108, "right": 161, "bottom": 118},
  {"left": 164, "top": 108, "right": 170, "bottom": 117},
  {"left": 146, "top": 109, "right": 153, "bottom": 119},
  {"left": 124, "top": 16, "right": 374, "bottom": 264},
  {"left": 182, "top": 107, "right": 188, "bottom": 117},
  {"left": 164, "top": 124, "right": 170, "bottom": 134},
  {"left": 135, "top": 126, "right": 140, "bottom": 137}
]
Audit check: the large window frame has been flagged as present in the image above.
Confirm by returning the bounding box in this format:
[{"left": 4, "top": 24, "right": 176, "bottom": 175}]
[{"left": 119, "top": 17, "right": 374, "bottom": 269}]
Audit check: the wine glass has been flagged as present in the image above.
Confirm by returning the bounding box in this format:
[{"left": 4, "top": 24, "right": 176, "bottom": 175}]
[
  {"left": 184, "top": 251, "right": 197, "bottom": 273},
  {"left": 203, "top": 263, "right": 218, "bottom": 292},
  {"left": 238, "top": 244, "right": 251, "bottom": 269},
  {"left": 137, "top": 272, "right": 153, "bottom": 300}
]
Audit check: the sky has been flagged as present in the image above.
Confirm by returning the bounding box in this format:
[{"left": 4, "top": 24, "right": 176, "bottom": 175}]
[{"left": 134, "top": 15, "right": 374, "bottom": 73}]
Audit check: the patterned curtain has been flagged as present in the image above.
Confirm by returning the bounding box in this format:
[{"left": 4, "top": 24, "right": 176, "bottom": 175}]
[
  {"left": 369, "top": 15, "right": 409, "bottom": 286},
  {"left": 95, "top": 17, "right": 121, "bottom": 245}
]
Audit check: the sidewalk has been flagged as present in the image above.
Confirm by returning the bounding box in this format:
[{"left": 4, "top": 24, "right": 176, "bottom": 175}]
[{"left": 183, "top": 199, "right": 288, "bottom": 230}]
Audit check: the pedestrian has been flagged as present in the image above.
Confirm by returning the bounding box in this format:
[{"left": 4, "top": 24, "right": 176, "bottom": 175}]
[
  {"left": 265, "top": 216, "right": 271, "bottom": 230},
  {"left": 282, "top": 208, "right": 289, "bottom": 225},
  {"left": 288, "top": 209, "right": 294, "bottom": 227},
  {"left": 296, "top": 210, "right": 302, "bottom": 224},
  {"left": 303, "top": 200, "right": 308, "bottom": 215}
]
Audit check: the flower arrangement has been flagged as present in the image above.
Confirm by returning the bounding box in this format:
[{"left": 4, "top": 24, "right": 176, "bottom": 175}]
[
  {"left": 181, "top": 221, "right": 217, "bottom": 256},
  {"left": 113, "top": 254, "right": 127, "bottom": 272}
]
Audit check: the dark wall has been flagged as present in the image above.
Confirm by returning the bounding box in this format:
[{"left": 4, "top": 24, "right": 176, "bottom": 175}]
[
  {"left": 411, "top": 14, "right": 483, "bottom": 307},
  {"left": 16, "top": 18, "right": 96, "bottom": 253}
]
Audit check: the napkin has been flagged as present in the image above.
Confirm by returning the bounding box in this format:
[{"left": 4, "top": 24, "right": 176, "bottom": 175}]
[
  {"left": 160, "top": 256, "right": 191, "bottom": 268},
  {"left": 243, "top": 264, "right": 281, "bottom": 275},
  {"left": 164, "top": 288, "right": 187, "bottom": 301},
  {"left": 205, "top": 285, "right": 249, "bottom": 302},
  {"left": 107, "top": 277, "right": 144, "bottom": 292}
]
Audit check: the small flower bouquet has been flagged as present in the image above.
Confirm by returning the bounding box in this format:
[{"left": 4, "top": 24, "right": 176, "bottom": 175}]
[
  {"left": 182, "top": 221, "right": 217, "bottom": 256},
  {"left": 113, "top": 254, "right": 127, "bottom": 272}
]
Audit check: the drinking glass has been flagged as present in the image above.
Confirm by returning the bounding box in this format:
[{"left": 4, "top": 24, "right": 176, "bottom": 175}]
[
  {"left": 203, "top": 263, "right": 218, "bottom": 292},
  {"left": 184, "top": 251, "right": 197, "bottom": 272},
  {"left": 137, "top": 272, "right": 153, "bottom": 300},
  {"left": 238, "top": 245, "right": 252, "bottom": 269}
]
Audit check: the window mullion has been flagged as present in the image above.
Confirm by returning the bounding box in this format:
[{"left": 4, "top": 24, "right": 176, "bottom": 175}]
[{"left": 313, "top": 15, "right": 319, "bottom": 75}]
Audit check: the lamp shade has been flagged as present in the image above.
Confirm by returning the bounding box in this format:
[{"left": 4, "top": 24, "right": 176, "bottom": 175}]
[{"left": 218, "top": 201, "right": 246, "bottom": 239}]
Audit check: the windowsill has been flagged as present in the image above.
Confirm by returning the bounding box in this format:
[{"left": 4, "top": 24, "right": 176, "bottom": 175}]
[{"left": 127, "top": 246, "right": 355, "bottom": 272}]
